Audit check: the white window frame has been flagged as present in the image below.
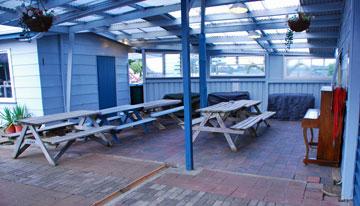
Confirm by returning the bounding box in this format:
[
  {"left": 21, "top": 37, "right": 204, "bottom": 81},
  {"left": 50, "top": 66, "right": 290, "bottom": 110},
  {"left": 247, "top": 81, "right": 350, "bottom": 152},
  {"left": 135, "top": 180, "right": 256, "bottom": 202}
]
[
  {"left": 283, "top": 56, "right": 335, "bottom": 80},
  {"left": 209, "top": 55, "right": 266, "bottom": 77},
  {"left": 0, "top": 49, "right": 16, "bottom": 103}
]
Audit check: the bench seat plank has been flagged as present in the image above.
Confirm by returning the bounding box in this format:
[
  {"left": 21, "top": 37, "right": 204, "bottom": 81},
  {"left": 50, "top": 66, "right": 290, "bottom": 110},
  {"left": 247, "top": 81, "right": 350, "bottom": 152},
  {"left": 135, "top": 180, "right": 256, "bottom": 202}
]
[
  {"left": 42, "top": 125, "right": 115, "bottom": 144},
  {"left": 150, "top": 106, "right": 184, "bottom": 118},
  {"left": 115, "top": 118, "right": 156, "bottom": 131},
  {"left": 231, "top": 111, "right": 275, "bottom": 130}
]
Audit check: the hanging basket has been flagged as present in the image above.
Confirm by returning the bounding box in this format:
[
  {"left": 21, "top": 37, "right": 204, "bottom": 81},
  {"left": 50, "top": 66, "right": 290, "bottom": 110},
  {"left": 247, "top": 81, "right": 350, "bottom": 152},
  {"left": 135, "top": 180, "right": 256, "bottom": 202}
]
[
  {"left": 20, "top": 6, "right": 54, "bottom": 32},
  {"left": 287, "top": 12, "right": 311, "bottom": 32}
]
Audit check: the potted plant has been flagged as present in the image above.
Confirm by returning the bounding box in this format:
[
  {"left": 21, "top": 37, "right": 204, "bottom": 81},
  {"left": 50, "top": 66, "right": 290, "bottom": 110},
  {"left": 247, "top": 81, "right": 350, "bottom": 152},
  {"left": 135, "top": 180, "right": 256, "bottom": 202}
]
[
  {"left": 0, "top": 107, "right": 15, "bottom": 134},
  {"left": 19, "top": 2, "right": 54, "bottom": 32},
  {"left": 12, "top": 105, "right": 31, "bottom": 133},
  {"left": 285, "top": 12, "right": 311, "bottom": 50},
  {"left": 288, "top": 12, "right": 311, "bottom": 32}
]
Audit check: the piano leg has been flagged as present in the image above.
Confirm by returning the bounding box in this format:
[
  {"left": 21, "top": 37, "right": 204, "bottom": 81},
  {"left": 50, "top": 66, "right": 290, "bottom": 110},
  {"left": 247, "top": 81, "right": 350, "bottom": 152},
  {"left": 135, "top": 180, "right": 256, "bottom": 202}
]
[{"left": 303, "top": 128, "right": 310, "bottom": 165}]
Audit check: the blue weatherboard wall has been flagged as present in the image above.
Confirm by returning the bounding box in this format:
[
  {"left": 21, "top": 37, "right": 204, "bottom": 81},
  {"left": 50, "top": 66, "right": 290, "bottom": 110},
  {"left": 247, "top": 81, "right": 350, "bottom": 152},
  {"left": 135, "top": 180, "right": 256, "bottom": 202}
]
[{"left": 37, "top": 33, "right": 130, "bottom": 114}]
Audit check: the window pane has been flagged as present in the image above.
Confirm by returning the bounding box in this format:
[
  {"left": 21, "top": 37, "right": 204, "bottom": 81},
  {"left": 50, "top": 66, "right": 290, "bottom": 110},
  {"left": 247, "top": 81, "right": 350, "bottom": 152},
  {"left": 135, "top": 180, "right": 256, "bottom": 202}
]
[
  {"left": 0, "top": 52, "right": 12, "bottom": 98},
  {"left": 285, "top": 57, "right": 335, "bottom": 79},
  {"left": 190, "top": 54, "right": 199, "bottom": 77},
  {"left": 210, "top": 55, "right": 265, "bottom": 76},
  {"left": 146, "top": 53, "right": 163, "bottom": 77},
  {"left": 165, "top": 54, "right": 181, "bottom": 77}
]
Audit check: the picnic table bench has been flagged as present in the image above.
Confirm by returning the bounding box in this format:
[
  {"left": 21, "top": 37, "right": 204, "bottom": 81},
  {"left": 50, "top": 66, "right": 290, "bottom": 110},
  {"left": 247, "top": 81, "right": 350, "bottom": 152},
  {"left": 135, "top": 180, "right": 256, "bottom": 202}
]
[
  {"left": 140, "top": 99, "right": 182, "bottom": 130},
  {"left": 192, "top": 100, "right": 275, "bottom": 151},
  {"left": 13, "top": 110, "right": 114, "bottom": 166},
  {"left": 98, "top": 104, "right": 154, "bottom": 142}
]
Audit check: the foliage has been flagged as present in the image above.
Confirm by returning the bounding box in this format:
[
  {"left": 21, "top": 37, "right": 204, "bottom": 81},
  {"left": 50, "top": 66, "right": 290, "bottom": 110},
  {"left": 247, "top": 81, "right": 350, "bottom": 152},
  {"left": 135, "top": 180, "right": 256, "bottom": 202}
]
[
  {"left": 12, "top": 105, "right": 31, "bottom": 124},
  {"left": 129, "top": 59, "right": 143, "bottom": 77},
  {"left": 285, "top": 29, "right": 294, "bottom": 51},
  {"left": 0, "top": 107, "right": 14, "bottom": 128},
  {"left": 328, "top": 63, "right": 336, "bottom": 76},
  {"left": 19, "top": 1, "right": 54, "bottom": 33},
  {"left": 0, "top": 105, "right": 31, "bottom": 128}
]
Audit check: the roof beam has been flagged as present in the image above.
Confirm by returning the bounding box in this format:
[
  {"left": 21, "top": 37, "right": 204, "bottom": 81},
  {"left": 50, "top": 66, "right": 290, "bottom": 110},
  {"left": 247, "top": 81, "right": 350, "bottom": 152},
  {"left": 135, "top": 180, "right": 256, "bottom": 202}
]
[
  {"left": 108, "top": 2, "right": 343, "bottom": 31},
  {"left": 68, "top": 0, "right": 262, "bottom": 32},
  {"left": 54, "top": 0, "right": 145, "bottom": 24},
  {"left": 117, "top": 18, "right": 340, "bottom": 40},
  {"left": 130, "top": 32, "right": 338, "bottom": 45},
  {"left": 136, "top": 42, "right": 336, "bottom": 51}
]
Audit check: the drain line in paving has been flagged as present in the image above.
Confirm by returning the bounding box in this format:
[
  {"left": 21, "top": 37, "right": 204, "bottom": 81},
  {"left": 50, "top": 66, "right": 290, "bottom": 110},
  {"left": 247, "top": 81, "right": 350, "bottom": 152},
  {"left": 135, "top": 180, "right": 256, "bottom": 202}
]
[{"left": 92, "top": 163, "right": 170, "bottom": 206}]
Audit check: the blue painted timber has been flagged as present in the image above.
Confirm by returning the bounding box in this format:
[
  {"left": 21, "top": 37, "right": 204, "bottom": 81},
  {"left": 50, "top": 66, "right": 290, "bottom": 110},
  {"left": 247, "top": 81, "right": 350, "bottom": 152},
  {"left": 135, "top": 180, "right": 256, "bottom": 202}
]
[
  {"left": 97, "top": 56, "right": 117, "bottom": 110},
  {"left": 181, "top": 0, "right": 194, "bottom": 170},
  {"left": 199, "top": 0, "right": 208, "bottom": 109},
  {"left": 344, "top": 0, "right": 360, "bottom": 201}
]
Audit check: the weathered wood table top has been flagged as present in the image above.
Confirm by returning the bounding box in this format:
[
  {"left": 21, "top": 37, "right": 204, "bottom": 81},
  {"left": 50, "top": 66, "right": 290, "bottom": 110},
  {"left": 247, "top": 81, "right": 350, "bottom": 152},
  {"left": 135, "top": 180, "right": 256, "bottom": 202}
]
[
  {"left": 197, "top": 100, "right": 260, "bottom": 113},
  {"left": 140, "top": 99, "right": 181, "bottom": 110},
  {"left": 99, "top": 104, "right": 144, "bottom": 115},
  {"left": 19, "top": 110, "right": 99, "bottom": 125}
]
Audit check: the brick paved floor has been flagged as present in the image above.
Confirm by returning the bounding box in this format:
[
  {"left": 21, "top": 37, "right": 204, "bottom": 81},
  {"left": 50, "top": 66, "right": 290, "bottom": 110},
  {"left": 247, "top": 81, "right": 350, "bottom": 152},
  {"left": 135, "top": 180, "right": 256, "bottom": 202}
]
[
  {"left": 0, "top": 149, "right": 163, "bottom": 206},
  {"left": 67, "top": 120, "right": 333, "bottom": 185},
  {"left": 0, "top": 120, "right": 344, "bottom": 205},
  {"left": 110, "top": 168, "right": 344, "bottom": 206}
]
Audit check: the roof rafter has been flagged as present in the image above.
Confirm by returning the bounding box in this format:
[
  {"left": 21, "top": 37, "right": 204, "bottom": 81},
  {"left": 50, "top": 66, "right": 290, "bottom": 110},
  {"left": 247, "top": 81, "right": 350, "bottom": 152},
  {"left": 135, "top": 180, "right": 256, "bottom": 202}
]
[
  {"left": 116, "top": 17, "right": 340, "bottom": 40},
  {"left": 68, "top": 0, "right": 262, "bottom": 32},
  {"left": 54, "top": 0, "right": 145, "bottom": 24},
  {"left": 108, "top": 2, "right": 342, "bottom": 31},
  {"left": 130, "top": 32, "right": 338, "bottom": 45}
]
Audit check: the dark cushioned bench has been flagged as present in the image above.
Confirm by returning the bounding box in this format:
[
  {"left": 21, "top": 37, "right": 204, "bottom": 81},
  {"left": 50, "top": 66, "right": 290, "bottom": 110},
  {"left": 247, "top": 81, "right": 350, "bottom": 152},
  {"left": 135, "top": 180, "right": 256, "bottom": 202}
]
[{"left": 268, "top": 93, "right": 315, "bottom": 121}]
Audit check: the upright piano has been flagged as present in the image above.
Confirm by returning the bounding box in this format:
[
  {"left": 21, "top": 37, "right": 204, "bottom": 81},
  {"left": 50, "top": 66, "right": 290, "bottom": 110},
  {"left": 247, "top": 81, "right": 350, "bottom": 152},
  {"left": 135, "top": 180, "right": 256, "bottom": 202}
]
[{"left": 301, "top": 86, "right": 343, "bottom": 167}]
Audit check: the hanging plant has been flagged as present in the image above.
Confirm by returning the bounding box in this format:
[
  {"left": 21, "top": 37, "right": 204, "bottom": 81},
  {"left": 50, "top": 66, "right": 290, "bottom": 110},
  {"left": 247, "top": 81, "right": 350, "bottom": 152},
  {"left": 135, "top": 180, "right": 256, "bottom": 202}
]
[
  {"left": 288, "top": 12, "right": 311, "bottom": 32},
  {"left": 285, "top": 12, "right": 311, "bottom": 50},
  {"left": 19, "top": 0, "right": 54, "bottom": 33},
  {"left": 285, "top": 29, "right": 294, "bottom": 50}
]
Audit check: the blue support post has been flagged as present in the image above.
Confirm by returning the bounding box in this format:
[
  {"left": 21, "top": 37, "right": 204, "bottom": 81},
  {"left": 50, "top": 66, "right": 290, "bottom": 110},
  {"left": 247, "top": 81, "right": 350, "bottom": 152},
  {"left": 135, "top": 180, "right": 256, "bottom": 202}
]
[
  {"left": 199, "top": 0, "right": 208, "bottom": 108},
  {"left": 341, "top": 0, "right": 360, "bottom": 200},
  {"left": 181, "top": 0, "right": 194, "bottom": 170}
]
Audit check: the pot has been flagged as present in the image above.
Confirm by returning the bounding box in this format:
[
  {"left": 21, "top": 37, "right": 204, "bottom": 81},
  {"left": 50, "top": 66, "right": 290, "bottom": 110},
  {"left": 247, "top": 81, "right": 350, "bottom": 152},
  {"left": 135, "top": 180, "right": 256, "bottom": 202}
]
[
  {"left": 5, "top": 125, "right": 15, "bottom": 134},
  {"left": 14, "top": 125, "right": 23, "bottom": 133},
  {"left": 288, "top": 13, "right": 311, "bottom": 32}
]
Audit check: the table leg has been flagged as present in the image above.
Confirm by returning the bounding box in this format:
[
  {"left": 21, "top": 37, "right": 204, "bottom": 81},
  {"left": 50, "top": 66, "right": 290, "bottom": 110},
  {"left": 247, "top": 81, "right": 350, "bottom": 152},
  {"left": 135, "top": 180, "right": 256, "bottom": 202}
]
[
  {"left": 254, "top": 105, "right": 270, "bottom": 127},
  {"left": 13, "top": 125, "right": 29, "bottom": 158},
  {"left": 88, "top": 115, "right": 112, "bottom": 147},
  {"left": 215, "top": 113, "right": 237, "bottom": 152},
  {"left": 132, "top": 110, "right": 151, "bottom": 133},
  {"left": 192, "top": 113, "right": 212, "bottom": 142},
  {"left": 169, "top": 113, "right": 184, "bottom": 125},
  {"left": 53, "top": 139, "right": 76, "bottom": 162},
  {"left": 99, "top": 115, "right": 120, "bottom": 144},
  {"left": 29, "top": 126, "right": 57, "bottom": 166}
]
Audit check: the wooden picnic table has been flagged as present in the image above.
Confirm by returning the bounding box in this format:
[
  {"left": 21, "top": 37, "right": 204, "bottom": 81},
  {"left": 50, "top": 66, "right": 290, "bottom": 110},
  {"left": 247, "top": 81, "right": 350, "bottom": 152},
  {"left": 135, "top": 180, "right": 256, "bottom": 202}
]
[
  {"left": 193, "top": 100, "right": 275, "bottom": 152},
  {"left": 13, "top": 110, "right": 114, "bottom": 166},
  {"left": 140, "top": 99, "right": 182, "bottom": 129},
  {"left": 98, "top": 104, "right": 155, "bottom": 143},
  {"left": 141, "top": 99, "right": 182, "bottom": 111}
]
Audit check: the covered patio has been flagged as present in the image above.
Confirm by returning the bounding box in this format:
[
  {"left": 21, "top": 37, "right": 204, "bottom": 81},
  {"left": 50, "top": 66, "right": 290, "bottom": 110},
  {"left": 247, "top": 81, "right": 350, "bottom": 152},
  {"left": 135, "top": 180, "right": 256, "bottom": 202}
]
[{"left": 0, "top": 0, "right": 358, "bottom": 205}]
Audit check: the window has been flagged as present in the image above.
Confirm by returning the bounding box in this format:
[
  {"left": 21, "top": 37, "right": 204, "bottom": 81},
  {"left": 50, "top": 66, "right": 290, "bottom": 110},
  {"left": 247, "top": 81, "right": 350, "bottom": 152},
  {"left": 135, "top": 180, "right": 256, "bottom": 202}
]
[
  {"left": 210, "top": 55, "right": 265, "bottom": 77},
  {"left": 146, "top": 53, "right": 163, "bottom": 78},
  {"left": 164, "top": 53, "right": 181, "bottom": 77},
  {"left": 145, "top": 52, "right": 200, "bottom": 78},
  {"left": 190, "top": 54, "right": 199, "bottom": 77},
  {"left": 284, "top": 57, "right": 336, "bottom": 79},
  {"left": 0, "top": 50, "right": 15, "bottom": 101}
]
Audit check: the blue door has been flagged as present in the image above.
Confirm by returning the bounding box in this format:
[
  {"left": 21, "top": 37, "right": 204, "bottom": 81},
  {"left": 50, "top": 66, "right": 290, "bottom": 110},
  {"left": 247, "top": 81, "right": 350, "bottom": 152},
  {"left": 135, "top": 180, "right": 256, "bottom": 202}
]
[{"left": 97, "top": 56, "right": 117, "bottom": 109}]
